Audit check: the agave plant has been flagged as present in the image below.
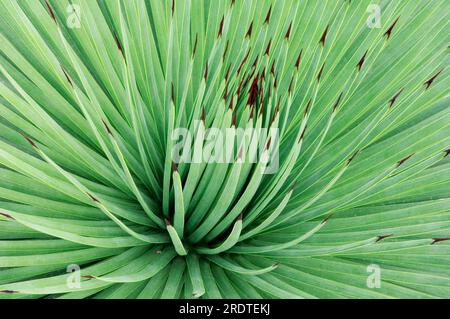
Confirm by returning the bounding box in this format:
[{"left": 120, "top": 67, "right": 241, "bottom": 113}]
[{"left": 0, "top": 0, "right": 449, "bottom": 299}]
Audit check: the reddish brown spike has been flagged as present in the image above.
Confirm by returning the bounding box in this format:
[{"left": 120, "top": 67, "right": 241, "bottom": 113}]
[
  {"left": 101, "top": 119, "right": 113, "bottom": 135},
  {"left": 264, "top": 5, "right": 272, "bottom": 24},
  {"left": 223, "top": 40, "right": 229, "bottom": 61},
  {"left": 245, "top": 22, "right": 253, "bottom": 38},
  {"left": 232, "top": 112, "right": 237, "bottom": 126},
  {"left": 45, "top": 0, "right": 57, "bottom": 23},
  {"left": 299, "top": 124, "right": 307, "bottom": 142},
  {"left": 164, "top": 218, "right": 171, "bottom": 226},
  {"left": 264, "top": 39, "right": 272, "bottom": 56},
  {"left": 81, "top": 275, "right": 95, "bottom": 279},
  {"left": 204, "top": 62, "right": 209, "bottom": 80},
  {"left": 0, "top": 212, "right": 14, "bottom": 220},
  {"left": 444, "top": 149, "right": 450, "bottom": 157},
  {"left": 201, "top": 107, "right": 206, "bottom": 123},
  {"left": 288, "top": 76, "right": 294, "bottom": 95},
  {"left": 265, "top": 137, "right": 272, "bottom": 150},
  {"left": 304, "top": 99, "right": 312, "bottom": 116},
  {"left": 317, "top": 63, "right": 325, "bottom": 82},
  {"left": 172, "top": 161, "right": 178, "bottom": 172},
  {"left": 389, "top": 88, "right": 404, "bottom": 109},
  {"left": 252, "top": 56, "right": 259, "bottom": 69},
  {"left": 347, "top": 150, "right": 360, "bottom": 164},
  {"left": 319, "top": 25, "right": 329, "bottom": 46},
  {"left": 376, "top": 234, "right": 393, "bottom": 242},
  {"left": 285, "top": 22, "right": 293, "bottom": 39},
  {"left": 171, "top": 0, "right": 175, "bottom": 16},
  {"left": 237, "top": 48, "right": 251, "bottom": 75},
  {"left": 431, "top": 237, "right": 450, "bottom": 245},
  {"left": 270, "top": 61, "right": 276, "bottom": 76},
  {"left": 86, "top": 192, "right": 100, "bottom": 203},
  {"left": 424, "top": 68, "right": 444, "bottom": 89},
  {"left": 61, "top": 66, "right": 73, "bottom": 87},
  {"left": 357, "top": 50, "right": 368, "bottom": 71},
  {"left": 247, "top": 75, "right": 259, "bottom": 106},
  {"left": 397, "top": 153, "right": 415, "bottom": 167},
  {"left": 0, "top": 290, "right": 19, "bottom": 294},
  {"left": 237, "top": 147, "right": 243, "bottom": 160},
  {"left": 273, "top": 75, "right": 278, "bottom": 89},
  {"left": 192, "top": 34, "right": 198, "bottom": 57},
  {"left": 218, "top": 15, "right": 225, "bottom": 37},
  {"left": 321, "top": 213, "right": 334, "bottom": 224},
  {"left": 384, "top": 16, "right": 400, "bottom": 40},
  {"left": 113, "top": 32, "right": 125, "bottom": 58},
  {"left": 19, "top": 131, "right": 37, "bottom": 148},
  {"left": 238, "top": 213, "right": 244, "bottom": 221},
  {"left": 171, "top": 82, "right": 175, "bottom": 104},
  {"left": 333, "top": 92, "right": 344, "bottom": 112},
  {"left": 295, "top": 49, "right": 303, "bottom": 70}
]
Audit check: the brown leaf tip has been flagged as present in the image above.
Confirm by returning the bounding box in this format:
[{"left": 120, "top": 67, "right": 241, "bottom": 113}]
[
  {"left": 285, "top": 22, "right": 293, "bottom": 39},
  {"left": 238, "top": 213, "right": 244, "bottom": 221},
  {"left": 45, "top": 0, "right": 57, "bottom": 23},
  {"left": 218, "top": 15, "right": 225, "bottom": 38},
  {"left": 113, "top": 32, "right": 125, "bottom": 58},
  {"left": 19, "top": 131, "right": 37, "bottom": 148},
  {"left": 172, "top": 161, "right": 178, "bottom": 172},
  {"left": 101, "top": 119, "right": 113, "bottom": 135},
  {"left": 0, "top": 212, "right": 14, "bottom": 220},
  {"left": 320, "top": 25, "right": 329, "bottom": 46},
  {"left": 384, "top": 16, "right": 400, "bottom": 40},
  {"left": 164, "top": 218, "right": 171, "bottom": 226},
  {"left": 295, "top": 49, "right": 303, "bottom": 70},
  {"left": 444, "top": 149, "right": 450, "bottom": 158},
  {"left": 333, "top": 92, "right": 344, "bottom": 112},
  {"left": 321, "top": 213, "right": 334, "bottom": 224},
  {"left": 61, "top": 66, "right": 73, "bottom": 87},
  {"left": 264, "top": 5, "right": 272, "bottom": 24},
  {"left": 86, "top": 192, "right": 100, "bottom": 203},
  {"left": 376, "top": 234, "right": 393, "bottom": 242},
  {"left": 246, "top": 22, "right": 254, "bottom": 38},
  {"left": 0, "top": 290, "right": 19, "bottom": 294},
  {"left": 357, "top": 50, "right": 368, "bottom": 71},
  {"left": 389, "top": 88, "right": 404, "bottom": 109},
  {"left": 347, "top": 150, "right": 360, "bottom": 164},
  {"left": 81, "top": 275, "right": 95, "bottom": 279},
  {"left": 424, "top": 68, "right": 444, "bottom": 89},
  {"left": 397, "top": 153, "right": 414, "bottom": 167},
  {"left": 192, "top": 34, "right": 198, "bottom": 57},
  {"left": 317, "top": 63, "right": 325, "bottom": 82},
  {"left": 431, "top": 238, "right": 450, "bottom": 245}
]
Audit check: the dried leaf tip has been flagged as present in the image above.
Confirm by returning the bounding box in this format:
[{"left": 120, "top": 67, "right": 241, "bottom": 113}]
[
  {"left": 81, "top": 275, "right": 95, "bottom": 279},
  {"left": 424, "top": 68, "right": 444, "bottom": 89},
  {"left": 389, "top": 88, "right": 404, "bottom": 109},
  {"left": 264, "top": 5, "right": 272, "bottom": 24},
  {"left": 298, "top": 124, "right": 307, "bottom": 142},
  {"left": 265, "top": 137, "right": 272, "bottom": 150},
  {"left": 201, "top": 107, "right": 206, "bottom": 123},
  {"left": 113, "top": 32, "right": 125, "bottom": 58},
  {"left": 384, "top": 16, "right": 400, "bottom": 40},
  {"left": 238, "top": 213, "right": 244, "bottom": 221},
  {"left": 376, "top": 234, "right": 393, "bottom": 242},
  {"left": 444, "top": 149, "right": 450, "bottom": 158},
  {"left": 172, "top": 161, "right": 178, "bottom": 172},
  {"left": 171, "top": 0, "right": 175, "bottom": 16},
  {"left": 246, "top": 22, "right": 253, "bottom": 38},
  {"left": 171, "top": 82, "right": 175, "bottom": 104},
  {"left": 101, "top": 119, "right": 113, "bottom": 135},
  {"left": 204, "top": 62, "right": 209, "bottom": 80},
  {"left": 333, "top": 92, "right": 344, "bottom": 112},
  {"left": 86, "top": 192, "right": 100, "bottom": 203},
  {"left": 0, "top": 290, "right": 19, "bottom": 294},
  {"left": 317, "top": 63, "right": 325, "bottom": 82},
  {"left": 321, "top": 213, "right": 334, "bottom": 224},
  {"left": 0, "top": 212, "right": 14, "bottom": 220},
  {"left": 218, "top": 15, "right": 225, "bottom": 37},
  {"left": 19, "top": 131, "right": 38, "bottom": 148},
  {"left": 61, "top": 66, "right": 73, "bottom": 87},
  {"left": 397, "top": 153, "right": 414, "bottom": 167},
  {"left": 285, "top": 22, "right": 293, "bottom": 39},
  {"left": 264, "top": 39, "right": 272, "bottom": 56},
  {"left": 357, "top": 50, "right": 368, "bottom": 71},
  {"left": 347, "top": 150, "right": 360, "bottom": 164},
  {"left": 319, "top": 25, "right": 329, "bottom": 47},
  {"left": 295, "top": 49, "right": 303, "bottom": 70},
  {"left": 192, "top": 34, "right": 198, "bottom": 57},
  {"left": 45, "top": 0, "right": 57, "bottom": 23},
  {"left": 164, "top": 218, "right": 171, "bottom": 226},
  {"left": 431, "top": 237, "right": 450, "bottom": 245}
]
